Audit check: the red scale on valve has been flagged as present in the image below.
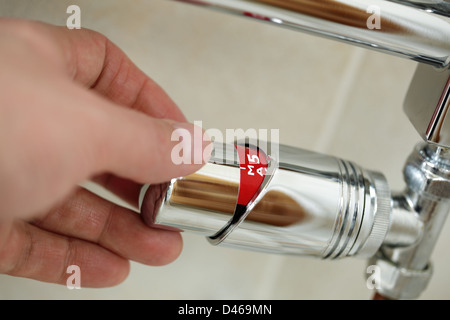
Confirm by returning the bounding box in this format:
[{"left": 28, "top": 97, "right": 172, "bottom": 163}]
[{"left": 235, "top": 144, "right": 269, "bottom": 208}]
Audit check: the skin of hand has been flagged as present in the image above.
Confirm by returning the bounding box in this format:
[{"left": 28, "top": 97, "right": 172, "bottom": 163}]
[{"left": 0, "top": 18, "right": 210, "bottom": 288}]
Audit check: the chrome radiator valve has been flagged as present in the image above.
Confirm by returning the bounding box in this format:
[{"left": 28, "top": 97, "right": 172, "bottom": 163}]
[{"left": 140, "top": 141, "right": 392, "bottom": 260}]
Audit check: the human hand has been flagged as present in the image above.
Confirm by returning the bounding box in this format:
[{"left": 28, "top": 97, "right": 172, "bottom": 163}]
[{"left": 0, "top": 19, "right": 209, "bottom": 287}]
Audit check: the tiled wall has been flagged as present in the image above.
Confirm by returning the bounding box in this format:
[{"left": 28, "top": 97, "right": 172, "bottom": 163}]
[{"left": 1, "top": 0, "right": 449, "bottom": 299}]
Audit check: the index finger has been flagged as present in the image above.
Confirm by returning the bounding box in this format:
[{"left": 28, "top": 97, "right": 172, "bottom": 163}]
[
  {"left": 34, "top": 20, "right": 187, "bottom": 122},
  {"left": 43, "top": 22, "right": 189, "bottom": 203}
]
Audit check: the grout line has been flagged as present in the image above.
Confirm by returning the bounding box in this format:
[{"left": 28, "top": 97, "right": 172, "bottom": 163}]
[
  {"left": 252, "top": 254, "right": 288, "bottom": 299},
  {"left": 314, "top": 47, "right": 367, "bottom": 153},
  {"left": 254, "top": 47, "right": 367, "bottom": 299}
]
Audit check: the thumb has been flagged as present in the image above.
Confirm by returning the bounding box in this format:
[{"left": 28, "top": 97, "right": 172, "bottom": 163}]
[
  {"left": 1, "top": 83, "right": 211, "bottom": 219},
  {"left": 88, "top": 95, "right": 212, "bottom": 185}
]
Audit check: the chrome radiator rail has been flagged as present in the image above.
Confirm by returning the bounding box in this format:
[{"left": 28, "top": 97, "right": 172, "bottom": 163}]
[{"left": 172, "top": 0, "right": 450, "bottom": 68}]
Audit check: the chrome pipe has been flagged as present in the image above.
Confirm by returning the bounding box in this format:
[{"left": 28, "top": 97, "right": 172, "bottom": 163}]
[
  {"left": 371, "top": 142, "right": 450, "bottom": 299},
  {"left": 171, "top": 0, "right": 450, "bottom": 68},
  {"left": 383, "top": 192, "right": 424, "bottom": 247}
]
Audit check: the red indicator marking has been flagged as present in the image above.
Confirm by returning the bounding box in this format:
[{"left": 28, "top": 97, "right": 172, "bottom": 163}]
[{"left": 235, "top": 144, "right": 269, "bottom": 207}]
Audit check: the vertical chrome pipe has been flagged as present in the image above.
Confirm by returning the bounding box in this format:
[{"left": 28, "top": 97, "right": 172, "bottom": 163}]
[{"left": 371, "top": 142, "right": 450, "bottom": 299}]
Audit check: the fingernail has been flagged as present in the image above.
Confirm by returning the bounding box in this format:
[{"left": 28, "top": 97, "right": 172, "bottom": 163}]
[{"left": 171, "top": 122, "right": 212, "bottom": 165}]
